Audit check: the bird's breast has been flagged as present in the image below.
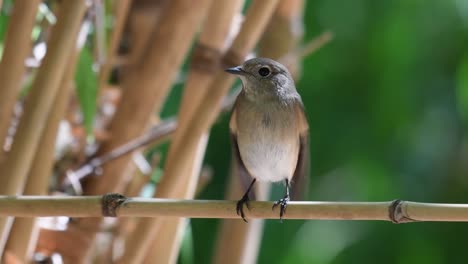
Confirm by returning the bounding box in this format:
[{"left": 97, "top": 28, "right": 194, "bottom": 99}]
[{"left": 236, "top": 102, "right": 300, "bottom": 182}]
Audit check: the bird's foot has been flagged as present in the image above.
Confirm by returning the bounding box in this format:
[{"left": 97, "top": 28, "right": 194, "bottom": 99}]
[
  {"left": 236, "top": 194, "right": 251, "bottom": 223},
  {"left": 272, "top": 195, "right": 290, "bottom": 222}
]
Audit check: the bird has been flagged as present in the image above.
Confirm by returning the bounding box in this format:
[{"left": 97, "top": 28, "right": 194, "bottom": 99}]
[{"left": 225, "top": 57, "right": 309, "bottom": 222}]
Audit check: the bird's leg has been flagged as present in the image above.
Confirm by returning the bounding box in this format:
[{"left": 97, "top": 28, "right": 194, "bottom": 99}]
[
  {"left": 272, "top": 179, "right": 290, "bottom": 221},
  {"left": 236, "top": 178, "right": 256, "bottom": 222}
]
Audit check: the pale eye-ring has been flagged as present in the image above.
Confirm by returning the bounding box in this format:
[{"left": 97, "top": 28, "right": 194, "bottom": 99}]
[{"left": 258, "top": 67, "right": 271, "bottom": 77}]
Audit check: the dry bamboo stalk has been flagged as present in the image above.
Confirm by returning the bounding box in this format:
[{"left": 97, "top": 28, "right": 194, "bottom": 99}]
[
  {"left": 135, "top": 1, "right": 243, "bottom": 262},
  {"left": 214, "top": 2, "right": 305, "bottom": 262},
  {"left": 258, "top": 0, "right": 304, "bottom": 79},
  {"left": 57, "top": 1, "right": 213, "bottom": 262},
  {"left": 61, "top": 89, "right": 239, "bottom": 188},
  {"left": 117, "top": 0, "right": 278, "bottom": 261},
  {"left": 213, "top": 165, "right": 269, "bottom": 264},
  {"left": 168, "top": 0, "right": 244, "bottom": 144},
  {"left": 36, "top": 222, "right": 91, "bottom": 263},
  {"left": 143, "top": 135, "right": 209, "bottom": 263},
  {"left": 124, "top": 1, "right": 164, "bottom": 66},
  {"left": 0, "top": 0, "right": 87, "bottom": 253},
  {"left": 1, "top": 196, "right": 468, "bottom": 223},
  {"left": 114, "top": 152, "right": 160, "bottom": 247},
  {"left": 83, "top": 0, "right": 211, "bottom": 196},
  {"left": 3, "top": 24, "right": 86, "bottom": 262},
  {"left": 0, "top": 0, "right": 40, "bottom": 158},
  {"left": 98, "top": 0, "right": 132, "bottom": 87},
  {"left": 143, "top": 218, "right": 187, "bottom": 264},
  {"left": 155, "top": 0, "right": 280, "bottom": 199}
]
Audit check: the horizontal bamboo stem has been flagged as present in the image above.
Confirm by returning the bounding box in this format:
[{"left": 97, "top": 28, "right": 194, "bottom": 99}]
[{"left": 0, "top": 195, "right": 467, "bottom": 223}]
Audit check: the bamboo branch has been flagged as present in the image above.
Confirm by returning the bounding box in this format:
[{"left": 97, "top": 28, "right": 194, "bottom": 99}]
[
  {"left": 0, "top": 0, "right": 87, "bottom": 253},
  {"left": 0, "top": 0, "right": 40, "bottom": 158},
  {"left": 258, "top": 0, "right": 304, "bottom": 79},
  {"left": 0, "top": 195, "right": 467, "bottom": 223},
  {"left": 83, "top": 0, "right": 212, "bottom": 196},
  {"left": 3, "top": 20, "right": 90, "bottom": 262},
  {"left": 97, "top": 0, "right": 132, "bottom": 87},
  {"left": 131, "top": 1, "right": 244, "bottom": 262},
  {"left": 118, "top": 0, "right": 279, "bottom": 262},
  {"left": 61, "top": 1, "right": 214, "bottom": 262},
  {"left": 213, "top": 165, "right": 269, "bottom": 264},
  {"left": 144, "top": 135, "right": 209, "bottom": 263},
  {"left": 61, "top": 88, "right": 239, "bottom": 191},
  {"left": 215, "top": 2, "right": 306, "bottom": 262},
  {"left": 60, "top": 30, "right": 330, "bottom": 191}
]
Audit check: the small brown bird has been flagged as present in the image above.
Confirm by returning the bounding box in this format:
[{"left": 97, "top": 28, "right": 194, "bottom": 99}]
[{"left": 225, "top": 58, "right": 309, "bottom": 222}]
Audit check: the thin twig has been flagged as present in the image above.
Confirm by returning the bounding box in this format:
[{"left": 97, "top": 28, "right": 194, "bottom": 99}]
[
  {"left": 1, "top": 195, "right": 468, "bottom": 223},
  {"left": 278, "top": 30, "right": 334, "bottom": 66}
]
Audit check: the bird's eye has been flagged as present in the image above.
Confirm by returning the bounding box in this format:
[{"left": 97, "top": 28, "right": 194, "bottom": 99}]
[{"left": 258, "top": 67, "right": 271, "bottom": 77}]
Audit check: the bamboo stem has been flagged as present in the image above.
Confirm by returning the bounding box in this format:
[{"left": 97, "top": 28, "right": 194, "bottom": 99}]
[
  {"left": 61, "top": 88, "right": 239, "bottom": 190},
  {"left": 135, "top": 1, "right": 244, "bottom": 262},
  {"left": 214, "top": 2, "right": 306, "bottom": 262},
  {"left": 0, "top": 0, "right": 40, "bottom": 157},
  {"left": 3, "top": 21, "right": 88, "bottom": 262},
  {"left": 143, "top": 135, "right": 209, "bottom": 263},
  {"left": 0, "top": 0, "right": 87, "bottom": 253},
  {"left": 258, "top": 0, "right": 304, "bottom": 78},
  {"left": 83, "top": 0, "right": 212, "bottom": 196},
  {"left": 0, "top": 196, "right": 467, "bottom": 223},
  {"left": 118, "top": 0, "right": 278, "bottom": 261},
  {"left": 143, "top": 218, "right": 188, "bottom": 264},
  {"left": 213, "top": 166, "right": 269, "bottom": 264},
  {"left": 62, "top": 1, "right": 213, "bottom": 262},
  {"left": 156, "top": 0, "right": 280, "bottom": 200},
  {"left": 98, "top": 0, "right": 132, "bottom": 87}
]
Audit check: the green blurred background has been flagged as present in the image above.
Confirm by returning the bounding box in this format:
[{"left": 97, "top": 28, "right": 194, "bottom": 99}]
[{"left": 182, "top": 0, "right": 468, "bottom": 263}]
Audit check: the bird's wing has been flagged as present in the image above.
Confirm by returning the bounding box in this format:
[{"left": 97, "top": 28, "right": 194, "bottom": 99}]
[
  {"left": 229, "top": 103, "right": 256, "bottom": 199},
  {"left": 291, "top": 101, "right": 310, "bottom": 200}
]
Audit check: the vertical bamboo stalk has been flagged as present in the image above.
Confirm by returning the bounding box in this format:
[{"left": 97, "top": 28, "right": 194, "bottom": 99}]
[
  {"left": 3, "top": 22, "right": 85, "bottom": 262},
  {"left": 139, "top": 1, "right": 244, "bottom": 262},
  {"left": 258, "top": 0, "right": 304, "bottom": 79},
  {"left": 157, "top": 0, "right": 280, "bottom": 199},
  {"left": 117, "top": 0, "right": 279, "bottom": 262},
  {"left": 98, "top": 0, "right": 132, "bottom": 88},
  {"left": 213, "top": 2, "right": 305, "bottom": 262},
  {"left": 170, "top": 0, "right": 244, "bottom": 142},
  {"left": 83, "top": 0, "right": 211, "bottom": 196},
  {"left": 39, "top": 5, "right": 161, "bottom": 262},
  {"left": 0, "top": 0, "right": 40, "bottom": 158},
  {"left": 144, "top": 135, "right": 209, "bottom": 263},
  {"left": 0, "top": 1, "right": 87, "bottom": 254},
  {"left": 118, "top": 1, "right": 242, "bottom": 262},
  {"left": 59, "top": 1, "right": 213, "bottom": 262},
  {"left": 143, "top": 218, "right": 187, "bottom": 264},
  {"left": 213, "top": 169, "right": 269, "bottom": 264}
]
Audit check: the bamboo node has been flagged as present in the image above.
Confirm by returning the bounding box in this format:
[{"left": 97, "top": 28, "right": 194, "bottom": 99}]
[
  {"left": 101, "top": 193, "right": 128, "bottom": 217},
  {"left": 191, "top": 43, "right": 222, "bottom": 73},
  {"left": 389, "top": 199, "right": 413, "bottom": 224},
  {"left": 222, "top": 49, "right": 244, "bottom": 68}
]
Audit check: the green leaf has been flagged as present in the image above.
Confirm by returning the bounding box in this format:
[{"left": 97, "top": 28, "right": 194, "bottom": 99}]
[{"left": 75, "top": 47, "right": 97, "bottom": 135}]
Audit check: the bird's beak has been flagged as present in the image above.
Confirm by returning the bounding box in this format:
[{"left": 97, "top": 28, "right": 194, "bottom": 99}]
[{"left": 225, "top": 66, "right": 245, "bottom": 75}]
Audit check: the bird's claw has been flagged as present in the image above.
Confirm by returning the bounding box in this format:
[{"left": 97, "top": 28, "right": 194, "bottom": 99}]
[
  {"left": 236, "top": 195, "right": 251, "bottom": 223},
  {"left": 272, "top": 195, "right": 290, "bottom": 222}
]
